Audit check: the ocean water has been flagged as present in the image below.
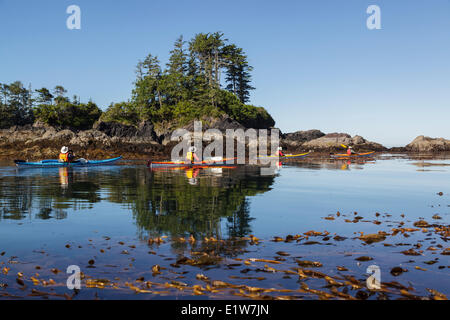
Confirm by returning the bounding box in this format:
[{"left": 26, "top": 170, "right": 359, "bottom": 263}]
[{"left": 0, "top": 155, "right": 448, "bottom": 299}]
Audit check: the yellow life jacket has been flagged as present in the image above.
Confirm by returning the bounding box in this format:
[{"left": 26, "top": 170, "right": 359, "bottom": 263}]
[
  {"left": 186, "top": 152, "right": 194, "bottom": 162},
  {"left": 185, "top": 169, "right": 194, "bottom": 179},
  {"left": 59, "top": 153, "right": 69, "bottom": 162}
]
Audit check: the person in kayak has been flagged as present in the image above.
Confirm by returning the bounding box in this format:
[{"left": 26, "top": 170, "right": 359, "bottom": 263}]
[
  {"left": 278, "top": 147, "right": 285, "bottom": 157},
  {"left": 347, "top": 146, "right": 356, "bottom": 156},
  {"left": 59, "top": 146, "right": 70, "bottom": 162},
  {"left": 59, "top": 146, "right": 76, "bottom": 163},
  {"left": 186, "top": 146, "right": 200, "bottom": 163}
]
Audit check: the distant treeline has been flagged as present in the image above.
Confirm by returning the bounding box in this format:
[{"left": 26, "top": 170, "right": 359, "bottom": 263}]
[
  {"left": 0, "top": 32, "right": 274, "bottom": 131},
  {"left": 0, "top": 81, "right": 102, "bottom": 130}
]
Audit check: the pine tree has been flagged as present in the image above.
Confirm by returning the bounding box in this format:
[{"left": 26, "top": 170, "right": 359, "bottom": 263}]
[
  {"left": 167, "top": 35, "right": 187, "bottom": 75},
  {"left": 224, "top": 46, "right": 255, "bottom": 104},
  {"left": 132, "top": 54, "right": 164, "bottom": 119},
  {"left": 35, "top": 88, "right": 54, "bottom": 105}
]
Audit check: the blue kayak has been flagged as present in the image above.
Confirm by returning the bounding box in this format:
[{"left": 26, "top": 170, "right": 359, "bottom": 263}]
[{"left": 15, "top": 156, "right": 122, "bottom": 168}]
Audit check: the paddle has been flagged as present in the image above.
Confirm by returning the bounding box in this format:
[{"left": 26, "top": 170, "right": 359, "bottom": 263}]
[{"left": 14, "top": 159, "right": 26, "bottom": 164}]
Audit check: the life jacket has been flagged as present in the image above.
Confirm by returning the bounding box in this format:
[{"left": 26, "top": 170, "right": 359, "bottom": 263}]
[
  {"left": 59, "top": 153, "right": 69, "bottom": 162},
  {"left": 186, "top": 152, "right": 194, "bottom": 162},
  {"left": 278, "top": 150, "right": 284, "bottom": 157},
  {"left": 347, "top": 148, "right": 352, "bottom": 156}
]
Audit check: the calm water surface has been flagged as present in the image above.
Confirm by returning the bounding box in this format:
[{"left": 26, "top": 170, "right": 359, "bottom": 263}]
[{"left": 0, "top": 155, "right": 449, "bottom": 299}]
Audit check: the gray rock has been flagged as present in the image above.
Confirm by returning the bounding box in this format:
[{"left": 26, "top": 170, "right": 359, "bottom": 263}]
[
  {"left": 302, "top": 132, "right": 385, "bottom": 151},
  {"left": 405, "top": 135, "right": 450, "bottom": 152},
  {"left": 283, "top": 129, "right": 325, "bottom": 145}
]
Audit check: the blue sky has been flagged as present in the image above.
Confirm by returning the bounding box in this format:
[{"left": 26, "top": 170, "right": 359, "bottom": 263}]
[{"left": 1, "top": 0, "right": 449, "bottom": 147}]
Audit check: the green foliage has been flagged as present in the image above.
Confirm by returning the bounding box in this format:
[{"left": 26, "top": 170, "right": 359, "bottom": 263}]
[
  {"left": 100, "top": 102, "right": 139, "bottom": 126},
  {"left": 1, "top": 81, "right": 101, "bottom": 130},
  {"left": 124, "top": 32, "right": 274, "bottom": 128},
  {"left": 0, "top": 81, "right": 34, "bottom": 128},
  {"left": 34, "top": 100, "right": 102, "bottom": 130},
  {"left": 217, "top": 90, "right": 274, "bottom": 129},
  {"left": 1, "top": 32, "right": 274, "bottom": 131}
]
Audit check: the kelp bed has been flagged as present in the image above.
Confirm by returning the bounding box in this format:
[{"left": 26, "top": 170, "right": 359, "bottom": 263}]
[{"left": 0, "top": 210, "right": 449, "bottom": 300}]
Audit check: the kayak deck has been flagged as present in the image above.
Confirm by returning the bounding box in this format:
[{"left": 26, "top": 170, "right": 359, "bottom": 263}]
[{"left": 16, "top": 156, "right": 122, "bottom": 168}]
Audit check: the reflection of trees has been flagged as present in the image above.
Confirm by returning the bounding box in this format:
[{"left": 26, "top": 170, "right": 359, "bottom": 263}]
[
  {"left": 226, "top": 198, "right": 253, "bottom": 238},
  {"left": 0, "top": 168, "right": 101, "bottom": 220},
  {"left": 0, "top": 166, "right": 275, "bottom": 239},
  {"left": 105, "top": 166, "right": 274, "bottom": 239}
]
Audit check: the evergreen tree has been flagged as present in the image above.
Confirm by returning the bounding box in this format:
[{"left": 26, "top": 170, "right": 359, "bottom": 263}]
[
  {"left": 35, "top": 88, "right": 54, "bottom": 105},
  {"left": 167, "top": 35, "right": 188, "bottom": 75},
  {"left": 224, "top": 45, "right": 255, "bottom": 103},
  {"left": 132, "top": 54, "right": 164, "bottom": 119},
  {"left": 53, "top": 85, "right": 69, "bottom": 104}
]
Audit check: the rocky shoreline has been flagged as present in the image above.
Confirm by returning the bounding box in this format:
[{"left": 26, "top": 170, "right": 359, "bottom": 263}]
[{"left": 0, "top": 118, "right": 449, "bottom": 161}]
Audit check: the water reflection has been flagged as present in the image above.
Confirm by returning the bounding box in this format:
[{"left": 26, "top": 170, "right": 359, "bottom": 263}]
[
  {"left": 283, "top": 158, "right": 375, "bottom": 171},
  {"left": 0, "top": 166, "right": 275, "bottom": 240},
  {"left": 0, "top": 159, "right": 380, "bottom": 238}
]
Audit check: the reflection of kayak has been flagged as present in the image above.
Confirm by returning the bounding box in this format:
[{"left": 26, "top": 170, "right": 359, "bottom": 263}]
[
  {"left": 330, "top": 152, "right": 375, "bottom": 159},
  {"left": 258, "top": 152, "right": 311, "bottom": 160},
  {"left": 149, "top": 157, "right": 236, "bottom": 169},
  {"left": 15, "top": 156, "right": 122, "bottom": 168},
  {"left": 150, "top": 164, "right": 237, "bottom": 171},
  {"left": 149, "top": 160, "right": 236, "bottom": 169}
]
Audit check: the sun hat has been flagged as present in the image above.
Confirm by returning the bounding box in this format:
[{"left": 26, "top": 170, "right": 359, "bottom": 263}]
[
  {"left": 60, "top": 146, "right": 69, "bottom": 154},
  {"left": 189, "top": 146, "right": 197, "bottom": 152}
]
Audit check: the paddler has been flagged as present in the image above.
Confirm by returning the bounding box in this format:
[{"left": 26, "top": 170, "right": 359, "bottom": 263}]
[
  {"left": 59, "top": 146, "right": 70, "bottom": 163},
  {"left": 277, "top": 147, "right": 284, "bottom": 157},
  {"left": 186, "top": 146, "right": 200, "bottom": 163},
  {"left": 347, "top": 146, "right": 355, "bottom": 156}
]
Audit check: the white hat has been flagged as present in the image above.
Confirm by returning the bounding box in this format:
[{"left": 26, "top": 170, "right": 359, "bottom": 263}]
[
  {"left": 61, "top": 146, "right": 69, "bottom": 154},
  {"left": 188, "top": 178, "right": 198, "bottom": 185},
  {"left": 278, "top": 147, "right": 282, "bottom": 150},
  {"left": 189, "top": 146, "right": 197, "bottom": 152}
]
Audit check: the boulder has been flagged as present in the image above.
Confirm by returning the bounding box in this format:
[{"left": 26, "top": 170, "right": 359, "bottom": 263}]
[
  {"left": 94, "top": 120, "right": 159, "bottom": 143},
  {"left": 156, "top": 115, "right": 246, "bottom": 146},
  {"left": 405, "top": 136, "right": 450, "bottom": 152},
  {"left": 302, "top": 133, "right": 385, "bottom": 151},
  {"left": 282, "top": 129, "right": 325, "bottom": 147},
  {"left": 182, "top": 115, "right": 245, "bottom": 132}
]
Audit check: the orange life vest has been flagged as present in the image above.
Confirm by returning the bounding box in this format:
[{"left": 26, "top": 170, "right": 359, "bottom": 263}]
[{"left": 59, "top": 153, "right": 69, "bottom": 162}]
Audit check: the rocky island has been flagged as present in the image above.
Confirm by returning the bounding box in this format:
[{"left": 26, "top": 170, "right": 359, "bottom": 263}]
[{"left": 0, "top": 32, "right": 448, "bottom": 161}]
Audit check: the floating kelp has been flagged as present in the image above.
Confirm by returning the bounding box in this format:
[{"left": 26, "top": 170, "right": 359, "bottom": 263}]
[{"left": 0, "top": 207, "right": 448, "bottom": 300}]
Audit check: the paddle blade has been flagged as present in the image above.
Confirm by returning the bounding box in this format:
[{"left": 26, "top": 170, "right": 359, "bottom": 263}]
[
  {"left": 340, "top": 144, "right": 348, "bottom": 149},
  {"left": 14, "top": 159, "right": 26, "bottom": 164}
]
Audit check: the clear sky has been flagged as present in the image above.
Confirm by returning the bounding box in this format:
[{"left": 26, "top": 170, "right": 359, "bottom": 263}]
[{"left": 1, "top": 0, "right": 449, "bottom": 147}]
